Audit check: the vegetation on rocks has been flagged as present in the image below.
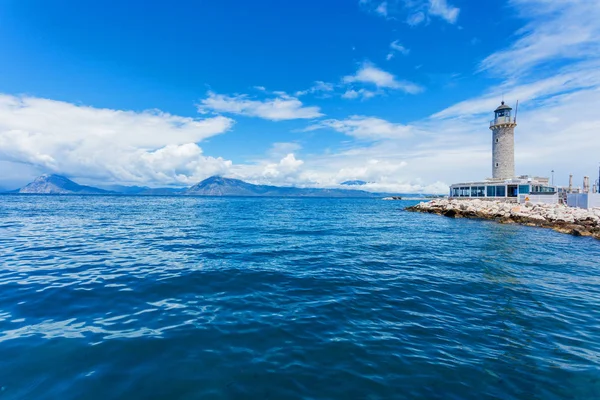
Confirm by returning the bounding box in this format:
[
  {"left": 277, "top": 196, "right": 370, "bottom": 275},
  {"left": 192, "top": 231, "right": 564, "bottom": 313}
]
[{"left": 407, "top": 199, "right": 600, "bottom": 240}]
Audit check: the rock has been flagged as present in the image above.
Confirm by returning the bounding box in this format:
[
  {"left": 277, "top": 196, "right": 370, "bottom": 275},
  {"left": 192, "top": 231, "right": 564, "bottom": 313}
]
[
  {"left": 406, "top": 199, "right": 600, "bottom": 241},
  {"left": 443, "top": 209, "right": 457, "bottom": 218}
]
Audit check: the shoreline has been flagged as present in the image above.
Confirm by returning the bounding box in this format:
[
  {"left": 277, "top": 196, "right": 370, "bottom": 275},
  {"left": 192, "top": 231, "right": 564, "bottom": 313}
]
[{"left": 406, "top": 199, "right": 600, "bottom": 240}]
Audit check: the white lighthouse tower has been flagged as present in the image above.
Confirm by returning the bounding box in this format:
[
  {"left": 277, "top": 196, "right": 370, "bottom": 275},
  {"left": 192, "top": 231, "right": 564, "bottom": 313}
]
[{"left": 490, "top": 101, "right": 516, "bottom": 179}]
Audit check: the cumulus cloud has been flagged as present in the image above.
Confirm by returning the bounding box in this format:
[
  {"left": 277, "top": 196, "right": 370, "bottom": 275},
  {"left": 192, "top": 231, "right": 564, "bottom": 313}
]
[
  {"left": 0, "top": 94, "right": 234, "bottom": 185},
  {"left": 262, "top": 153, "right": 304, "bottom": 179},
  {"left": 305, "top": 115, "right": 416, "bottom": 140},
  {"left": 198, "top": 91, "right": 323, "bottom": 121},
  {"left": 343, "top": 62, "right": 423, "bottom": 93}
]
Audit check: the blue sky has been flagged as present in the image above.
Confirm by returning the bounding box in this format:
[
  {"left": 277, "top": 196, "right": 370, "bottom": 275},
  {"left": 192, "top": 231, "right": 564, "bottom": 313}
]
[{"left": 1, "top": 0, "right": 599, "bottom": 192}]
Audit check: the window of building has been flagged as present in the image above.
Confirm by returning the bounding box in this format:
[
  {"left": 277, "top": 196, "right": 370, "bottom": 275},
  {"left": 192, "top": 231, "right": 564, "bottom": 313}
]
[
  {"left": 477, "top": 187, "right": 485, "bottom": 197},
  {"left": 471, "top": 187, "right": 478, "bottom": 197},
  {"left": 534, "top": 186, "right": 556, "bottom": 193},
  {"left": 487, "top": 186, "right": 496, "bottom": 197},
  {"left": 451, "top": 187, "right": 459, "bottom": 197},
  {"left": 518, "top": 185, "right": 530, "bottom": 194},
  {"left": 495, "top": 163, "right": 499, "bottom": 167},
  {"left": 496, "top": 186, "right": 506, "bottom": 197},
  {"left": 495, "top": 138, "right": 499, "bottom": 143}
]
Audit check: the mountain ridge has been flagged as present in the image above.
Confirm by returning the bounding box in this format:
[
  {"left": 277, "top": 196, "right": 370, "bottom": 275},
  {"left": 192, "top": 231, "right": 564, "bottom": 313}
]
[
  {"left": 185, "top": 176, "right": 378, "bottom": 197},
  {"left": 18, "top": 174, "right": 115, "bottom": 195},
  {"left": 11, "top": 174, "right": 405, "bottom": 197}
]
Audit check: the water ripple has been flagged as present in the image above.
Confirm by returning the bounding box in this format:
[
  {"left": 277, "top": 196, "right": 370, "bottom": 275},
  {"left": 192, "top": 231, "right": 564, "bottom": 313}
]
[{"left": 1, "top": 195, "right": 600, "bottom": 399}]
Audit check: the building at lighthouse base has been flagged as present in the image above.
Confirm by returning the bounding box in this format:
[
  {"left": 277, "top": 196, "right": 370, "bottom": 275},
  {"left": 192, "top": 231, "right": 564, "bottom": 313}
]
[{"left": 449, "top": 175, "right": 558, "bottom": 204}]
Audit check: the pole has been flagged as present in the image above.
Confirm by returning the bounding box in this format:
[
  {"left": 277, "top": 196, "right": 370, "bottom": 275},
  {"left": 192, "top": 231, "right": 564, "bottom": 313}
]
[
  {"left": 551, "top": 169, "right": 554, "bottom": 186},
  {"left": 569, "top": 174, "right": 573, "bottom": 193}
]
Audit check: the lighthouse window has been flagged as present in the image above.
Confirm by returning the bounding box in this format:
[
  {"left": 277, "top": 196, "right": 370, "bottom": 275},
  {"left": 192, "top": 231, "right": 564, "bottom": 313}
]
[
  {"left": 495, "top": 163, "right": 499, "bottom": 167},
  {"left": 495, "top": 138, "right": 499, "bottom": 143}
]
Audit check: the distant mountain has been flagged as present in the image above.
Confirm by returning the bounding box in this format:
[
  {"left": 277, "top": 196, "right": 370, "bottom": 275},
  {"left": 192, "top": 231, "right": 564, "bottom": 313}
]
[
  {"left": 185, "top": 176, "right": 378, "bottom": 197},
  {"left": 18, "top": 174, "right": 114, "bottom": 194},
  {"left": 341, "top": 180, "right": 368, "bottom": 186},
  {"left": 14, "top": 174, "right": 400, "bottom": 198}
]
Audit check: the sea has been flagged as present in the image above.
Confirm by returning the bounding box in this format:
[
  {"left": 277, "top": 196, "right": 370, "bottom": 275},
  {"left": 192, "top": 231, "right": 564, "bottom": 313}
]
[{"left": 1, "top": 195, "right": 599, "bottom": 399}]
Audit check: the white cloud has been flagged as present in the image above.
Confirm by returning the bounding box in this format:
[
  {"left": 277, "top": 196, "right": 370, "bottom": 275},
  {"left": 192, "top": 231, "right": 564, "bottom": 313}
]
[
  {"left": 343, "top": 62, "right": 423, "bottom": 93},
  {"left": 479, "top": 0, "right": 600, "bottom": 78},
  {"left": 428, "top": 0, "right": 460, "bottom": 24},
  {"left": 433, "top": 64, "right": 600, "bottom": 119},
  {"left": 390, "top": 40, "right": 410, "bottom": 55},
  {"left": 406, "top": 12, "right": 425, "bottom": 26},
  {"left": 295, "top": 81, "right": 335, "bottom": 97},
  {"left": 375, "top": 2, "right": 388, "bottom": 17},
  {"left": 198, "top": 91, "right": 323, "bottom": 121},
  {"left": 0, "top": 94, "right": 234, "bottom": 185},
  {"left": 342, "top": 90, "right": 360, "bottom": 99},
  {"left": 262, "top": 153, "right": 304, "bottom": 179},
  {"left": 305, "top": 115, "right": 416, "bottom": 140},
  {"left": 360, "top": 0, "right": 459, "bottom": 25},
  {"left": 341, "top": 89, "right": 378, "bottom": 100},
  {"left": 387, "top": 40, "right": 410, "bottom": 60}
]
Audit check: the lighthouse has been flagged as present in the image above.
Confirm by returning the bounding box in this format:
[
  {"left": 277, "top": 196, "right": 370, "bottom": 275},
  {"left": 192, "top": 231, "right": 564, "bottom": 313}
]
[
  {"left": 490, "top": 101, "right": 516, "bottom": 180},
  {"left": 449, "top": 100, "right": 557, "bottom": 202}
]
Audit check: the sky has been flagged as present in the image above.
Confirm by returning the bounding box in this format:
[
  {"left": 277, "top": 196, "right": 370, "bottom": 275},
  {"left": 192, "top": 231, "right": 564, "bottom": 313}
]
[{"left": 0, "top": 0, "right": 599, "bottom": 193}]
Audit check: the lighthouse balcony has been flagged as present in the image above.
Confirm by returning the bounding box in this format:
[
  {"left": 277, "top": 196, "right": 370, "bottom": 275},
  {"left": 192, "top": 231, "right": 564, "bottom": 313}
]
[{"left": 490, "top": 116, "right": 516, "bottom": 127}]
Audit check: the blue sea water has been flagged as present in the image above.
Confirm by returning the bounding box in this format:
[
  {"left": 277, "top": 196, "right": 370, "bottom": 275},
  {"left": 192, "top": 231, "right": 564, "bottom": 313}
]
[{"left": 1, "top": 195, "right": 599, "bottom": 400}]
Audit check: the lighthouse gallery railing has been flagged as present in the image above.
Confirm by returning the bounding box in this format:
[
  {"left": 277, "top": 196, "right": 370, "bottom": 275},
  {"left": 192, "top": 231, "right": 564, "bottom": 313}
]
[{"left": 490, "top": 116, "right": 516, "bottom": 127}]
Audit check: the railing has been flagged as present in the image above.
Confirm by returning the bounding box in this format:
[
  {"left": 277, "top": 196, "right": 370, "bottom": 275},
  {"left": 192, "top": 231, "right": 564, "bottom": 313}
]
[{"left": 490, "top": 116, "right": 516, "bottom": 127}]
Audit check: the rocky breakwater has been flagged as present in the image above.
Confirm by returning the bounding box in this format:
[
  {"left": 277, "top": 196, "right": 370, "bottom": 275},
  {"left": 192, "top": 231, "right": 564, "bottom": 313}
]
[{"left": 406, "top": 199, "right": 600, "bottom": 240}]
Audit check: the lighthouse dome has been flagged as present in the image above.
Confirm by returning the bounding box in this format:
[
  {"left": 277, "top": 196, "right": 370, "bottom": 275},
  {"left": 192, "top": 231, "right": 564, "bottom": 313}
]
[{"left": 495, "top": 101, "right": 512, "bottom": 112}]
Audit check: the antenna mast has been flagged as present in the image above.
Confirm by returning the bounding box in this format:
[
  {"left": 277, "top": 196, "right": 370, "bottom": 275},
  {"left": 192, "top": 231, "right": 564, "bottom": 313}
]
[{"left": 514, "top": 100, "right": 519, "bottom": 123}]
